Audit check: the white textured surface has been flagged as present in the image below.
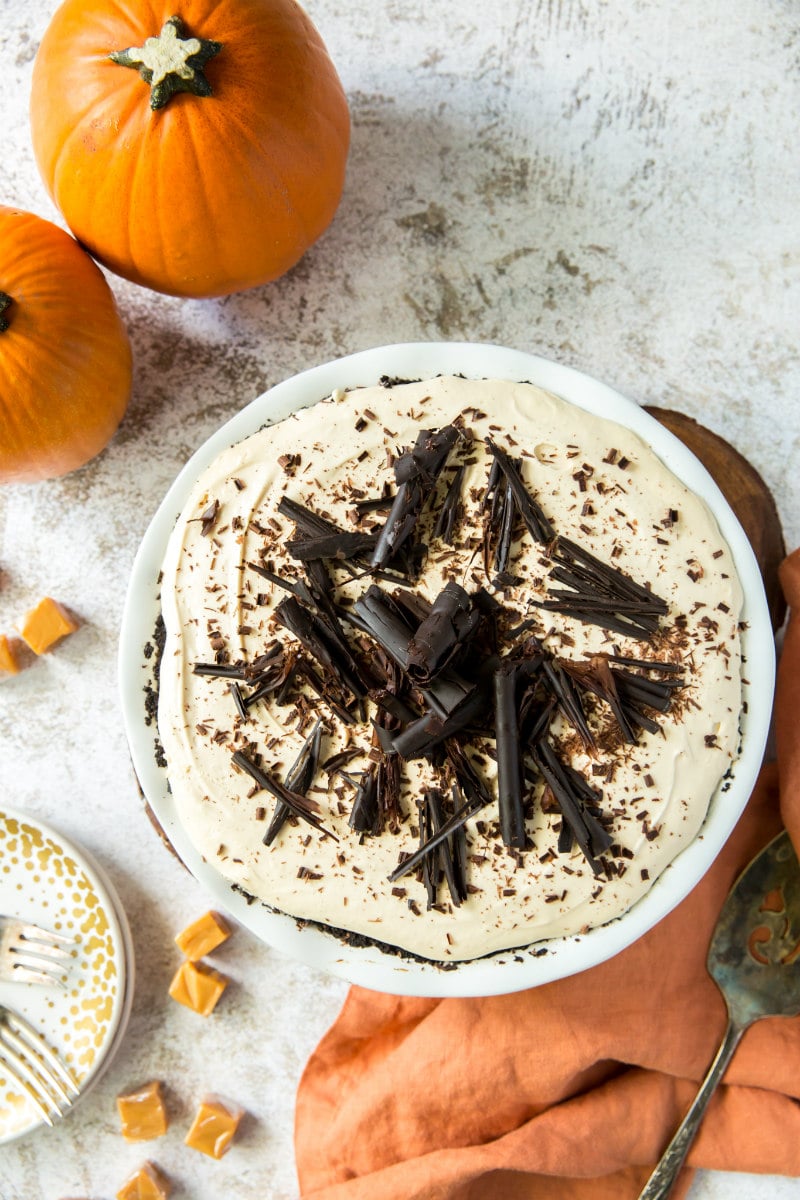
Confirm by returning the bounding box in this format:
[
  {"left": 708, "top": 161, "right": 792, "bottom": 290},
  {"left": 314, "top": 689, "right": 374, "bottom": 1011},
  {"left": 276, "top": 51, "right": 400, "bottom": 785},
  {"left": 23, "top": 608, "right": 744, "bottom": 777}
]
[{"left": 0, "top": 1, "right": 798, "bottom": 1197}]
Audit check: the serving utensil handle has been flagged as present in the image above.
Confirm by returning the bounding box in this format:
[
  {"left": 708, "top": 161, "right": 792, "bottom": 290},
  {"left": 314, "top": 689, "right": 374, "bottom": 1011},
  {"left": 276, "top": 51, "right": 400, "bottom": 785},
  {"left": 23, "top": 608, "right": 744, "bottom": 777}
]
[{"left": 638, "top": 1018, "right": 744, "bottom": 1200}]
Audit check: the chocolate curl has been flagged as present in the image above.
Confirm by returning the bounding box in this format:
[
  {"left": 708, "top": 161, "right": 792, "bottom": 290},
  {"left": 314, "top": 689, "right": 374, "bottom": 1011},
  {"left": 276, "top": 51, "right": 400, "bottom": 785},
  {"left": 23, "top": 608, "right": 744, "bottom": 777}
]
[
  {"left": 231, "top": 749, "right": 337, "bottom": 842},
  {"left": 427, "top": 788, "right": 464, "bottom": 907},
  {"left": 494, "top": 476, "right": 516, "bottom": 574},
  {"left": 349, "top": 764, "right": 380, "bottom": 835},
  {"left": 417, "top": 795, "right": 438, "bottom": 909},
  {"left": 353, "top": 584, "right": 414, "bottom": 669},
  {"left": 433, "top": 465, "right": 465, "bottom": 545},
  {"left": 388, "top": 792, "right": 478, "bottom": 884},
  {"left": 541, "top": 660, "right": 596, "bottom": 752},
  {"left": 539, "top": 536, "right": 669, "bottom": 640},
  {"left": 263, "top": 719, "right": 323, "bottom": 845},
  {"left": 278, "top": 495, "right": 346, "bottom": 540},
  {"left": 193, "top": 661, "right": 247, "bottom": 679},
  {"left": 391, "top": 686, "right": 486, "bottom": 760},
  {"left": 371, "top": 426, "right": 459, "bottom": 569},
  {"left": 387, "top": 743, "right": 492, "bottom": 884},
  {"left": 274, "top": 595, "right": 364, "bottom": 701},
  {"left": 532, "top": 742, "right": 609, "bottom": 874},
  {"left": 377, "top": 749, "right": 402, "bottom": 834},
  {"left": 287, "top": 531, "right": 378, "bottom": 561},
  {"left": 485, "top": 438, "right": 555, "bottom": 543},
  {"left": 560, "top": 656, "right": 638, "bottom": 743},
  {"left": 406, "top": 582, "right": 481, "bottom": 684},
  {"left": 246, "top": 647, "right": 298, "bottom": 709},
  {"left": 495, "top": 662, "right": 526, "bottom": 850}
]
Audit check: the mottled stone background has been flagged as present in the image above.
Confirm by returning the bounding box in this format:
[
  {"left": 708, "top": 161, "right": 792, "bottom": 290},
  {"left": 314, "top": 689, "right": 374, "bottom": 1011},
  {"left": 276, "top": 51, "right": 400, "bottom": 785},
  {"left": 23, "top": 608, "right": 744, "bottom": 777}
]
[{"left": 0, "top": 0, "right": 798, "bottom": 1197}]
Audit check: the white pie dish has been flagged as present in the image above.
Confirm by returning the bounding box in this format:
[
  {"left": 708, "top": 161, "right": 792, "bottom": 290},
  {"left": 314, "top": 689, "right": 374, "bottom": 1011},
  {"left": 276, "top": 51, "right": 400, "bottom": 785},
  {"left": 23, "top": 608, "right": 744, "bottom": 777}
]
[{"left": 119, "top": 342, "right": 774, "bottom": 998}]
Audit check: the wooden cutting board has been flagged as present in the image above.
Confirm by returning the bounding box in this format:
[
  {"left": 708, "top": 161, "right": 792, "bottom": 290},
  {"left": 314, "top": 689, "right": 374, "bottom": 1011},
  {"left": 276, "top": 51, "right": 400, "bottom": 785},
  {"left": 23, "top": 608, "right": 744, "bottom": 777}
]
[{"left": 647, "top": 407, "right": 786, "bottom": 632}]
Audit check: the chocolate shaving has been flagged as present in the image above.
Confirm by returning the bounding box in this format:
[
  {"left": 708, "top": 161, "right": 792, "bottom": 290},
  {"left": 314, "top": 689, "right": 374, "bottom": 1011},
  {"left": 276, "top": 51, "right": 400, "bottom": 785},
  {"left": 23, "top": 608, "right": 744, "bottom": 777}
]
[
  {"left": 349, "top": 764, "right": 380, "bottom": 835},
  {"left": 494, "top": 663, "right": 526, "bottom": 849},
  {"left": 485, "top": 438, "right": 555, "bottom": 543},
  {"left": 275, "top": 595, "right": 364, "bottom": 700},
  {"left": 533, "top": 742, "right": 609, "bottom": 874},
  {"left": 264, "top": 720, "right": 323, "bottom": 845},
  {"left": 232, "top": 749, "right": 336, "bottom": 841},
  {"left": 540, "top": 536, "right": 668, "bottom": 639},
  {"left": 433, "top": 465, "right": 465, "bottom": 544},
  {"left": 371, "top": 426, "right": 459, "bottom": 569},
  {"left": 287, "top": 531, "right": 378, "bottom": 562},
  {"left": 200, "top": 499, "right": 219, "bottom": 536},
  {"left": 193, "top": 662, "right": 247, "bottom": 679},
  {"left": 542, "top": 660, "right": 596, "bottom": 751},
  {"left": 427, "top": 788, "right": 465, "bottom": 906}
]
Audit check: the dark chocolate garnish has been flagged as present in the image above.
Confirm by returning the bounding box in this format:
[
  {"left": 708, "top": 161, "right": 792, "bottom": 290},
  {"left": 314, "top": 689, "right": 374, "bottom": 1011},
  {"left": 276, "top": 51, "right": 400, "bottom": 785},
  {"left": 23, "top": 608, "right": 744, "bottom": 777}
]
[
  {"left": 433, "top": 465, "right": 466, "bottom": 545},
  {"left": 485, "top": 438, "right": 555, "bottom": 543},
  {"left": 406, "top": 582, "right": 480, "bottom": 684},
  {"left": 371, "top": 426, "right": 459, "bottom": 569},
  {"left": 264, "top": 720, "right": 323, "bottom": 845},
  {"left": 494, "top": 662, "right": 526, "bottom": 850},
  {"left": 232, "top": 749, "right": 336, "bottom": 841},
  {"left": 533, "top": 741, "right": 611, "bottom": 874},
  {"left": 287, "top": 531, "right": 379, "bottom": 562}
]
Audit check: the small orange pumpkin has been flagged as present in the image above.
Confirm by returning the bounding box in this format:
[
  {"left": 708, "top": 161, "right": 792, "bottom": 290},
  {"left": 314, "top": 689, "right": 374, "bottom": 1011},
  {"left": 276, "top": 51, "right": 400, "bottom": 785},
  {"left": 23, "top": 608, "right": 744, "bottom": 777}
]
[
  {"left": 30, "top": 0, "right": 351, "bottom": 299},
  {"left": 0, "top": 206, "right": 132, "bottom": 484}
]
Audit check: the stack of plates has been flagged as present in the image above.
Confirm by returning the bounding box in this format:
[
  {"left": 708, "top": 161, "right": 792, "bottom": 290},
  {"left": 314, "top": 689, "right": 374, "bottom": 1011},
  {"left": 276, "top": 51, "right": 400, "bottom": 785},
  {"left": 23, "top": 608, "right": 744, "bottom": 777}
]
[{"left": 0, "top": 806, "right": 134, "bottom": 1143}]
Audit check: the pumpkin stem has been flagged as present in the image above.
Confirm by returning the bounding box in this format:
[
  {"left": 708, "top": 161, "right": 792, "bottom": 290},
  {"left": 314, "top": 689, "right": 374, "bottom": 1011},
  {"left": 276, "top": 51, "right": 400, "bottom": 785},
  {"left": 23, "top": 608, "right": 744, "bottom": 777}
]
[
  {"left": 0, "top": 292, "right": 12, "bottom": 333},
  {"left": 109, "top": 15, "right": 221, "bottom": 111}
]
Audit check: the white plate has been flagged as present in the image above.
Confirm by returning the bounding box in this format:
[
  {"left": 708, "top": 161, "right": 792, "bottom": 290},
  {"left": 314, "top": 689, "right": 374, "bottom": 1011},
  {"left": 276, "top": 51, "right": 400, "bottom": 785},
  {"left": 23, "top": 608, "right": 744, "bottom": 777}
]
[
  {"left": 0, "top": 807, "right": 134, "bottom": 1142},
  {"left": 119, "top": 342, "right": 774, "bottom": 997}
]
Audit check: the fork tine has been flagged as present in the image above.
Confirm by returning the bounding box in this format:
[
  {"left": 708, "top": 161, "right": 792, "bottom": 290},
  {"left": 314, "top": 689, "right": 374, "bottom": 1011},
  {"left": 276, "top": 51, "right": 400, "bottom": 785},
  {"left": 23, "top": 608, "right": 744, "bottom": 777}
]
[
  {"left": 0, "top": 1048, "right": 57, "bottom": 1126},
  {"left": 13, "top": 938, "right": 75, "bottom": 964},
  {"left": 0, "top": 1007, "right": 80, "bottom": 1121},
  {"left": 13, "top": 921, "right": 79, "bottom": 948},
  {"left": 5, "top": 1009, "right": 80, "bottom": 1099},
  {"left": 10, "top": 959, "right": 68, "bottom": 990}
]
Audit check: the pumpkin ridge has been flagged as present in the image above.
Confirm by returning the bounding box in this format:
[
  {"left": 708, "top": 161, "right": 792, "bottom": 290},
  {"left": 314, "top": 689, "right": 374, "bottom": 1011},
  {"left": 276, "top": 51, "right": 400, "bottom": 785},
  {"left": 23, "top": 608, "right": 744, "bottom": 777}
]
[{"left": 45, "top": 78, "right": 140, "bottom": 210}]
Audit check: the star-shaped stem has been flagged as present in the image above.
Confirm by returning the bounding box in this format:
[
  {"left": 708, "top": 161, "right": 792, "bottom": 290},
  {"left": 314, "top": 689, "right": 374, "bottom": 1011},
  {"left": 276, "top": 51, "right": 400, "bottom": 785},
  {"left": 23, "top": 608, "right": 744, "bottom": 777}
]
[
  {"left": 110, "top": 15, "right": 222, "bottom": 111},
  {"left": 0, "top": 292, "right": 12, "bottom": 333}
]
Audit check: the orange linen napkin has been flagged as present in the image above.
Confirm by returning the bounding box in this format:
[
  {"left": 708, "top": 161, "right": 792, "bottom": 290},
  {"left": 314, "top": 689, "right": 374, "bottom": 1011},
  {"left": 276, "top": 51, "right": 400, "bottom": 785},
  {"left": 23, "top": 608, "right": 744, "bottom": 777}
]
[{"left": 295, "top": 549, "right": 800, "bottom": 1200}]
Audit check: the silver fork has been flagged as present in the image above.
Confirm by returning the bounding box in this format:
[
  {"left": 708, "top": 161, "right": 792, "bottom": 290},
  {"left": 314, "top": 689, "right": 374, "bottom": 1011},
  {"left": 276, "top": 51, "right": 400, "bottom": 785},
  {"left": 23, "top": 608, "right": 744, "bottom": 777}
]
[
  {"left": 0, "top": 916, "right": 78, "bottom": 988},
  {"left": 0, "top": 1004, "right": 80, "bottom": 1125}
]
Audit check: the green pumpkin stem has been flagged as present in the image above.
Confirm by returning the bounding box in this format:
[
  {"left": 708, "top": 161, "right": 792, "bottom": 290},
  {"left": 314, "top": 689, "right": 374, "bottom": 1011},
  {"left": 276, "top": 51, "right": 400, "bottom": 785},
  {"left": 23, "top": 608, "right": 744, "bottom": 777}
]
[
  {"left": 109, "top": 15, "right": 221, "bottom": 111},
  {"left": 0, "top": 292, "right": 12, "bottom": 333}
]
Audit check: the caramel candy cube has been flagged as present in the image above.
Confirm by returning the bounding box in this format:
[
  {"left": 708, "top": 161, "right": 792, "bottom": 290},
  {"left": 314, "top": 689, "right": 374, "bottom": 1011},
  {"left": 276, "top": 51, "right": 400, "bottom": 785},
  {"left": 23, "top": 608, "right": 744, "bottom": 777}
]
[
  {"left": 0, "top": 635, "right": 19, "bottom": 674},
  {"left": 17, "top": 597, "right": 78, "bottom": 655},
  {"left": 116, "top": 1160, "right": 171, "bottom": 1200},
  {"left": 116, "top": 1080, "right": 168, "bottom": 1141},
  {"left": 184, "top": 1094, "right": 244, "bottom": 1159},
  {"left": 168, "top": 959, "right": 228, "bottom": 1016},
  {"left": 175, "top": 910, "right": 231, "bottom": 961}
]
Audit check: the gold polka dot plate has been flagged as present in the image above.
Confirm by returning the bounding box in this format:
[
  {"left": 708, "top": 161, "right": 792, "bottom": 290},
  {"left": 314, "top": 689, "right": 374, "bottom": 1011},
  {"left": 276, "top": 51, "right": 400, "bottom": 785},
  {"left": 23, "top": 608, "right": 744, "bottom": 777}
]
[{"left": 0, "top": 806, "right": 134, "bottom": 1143}]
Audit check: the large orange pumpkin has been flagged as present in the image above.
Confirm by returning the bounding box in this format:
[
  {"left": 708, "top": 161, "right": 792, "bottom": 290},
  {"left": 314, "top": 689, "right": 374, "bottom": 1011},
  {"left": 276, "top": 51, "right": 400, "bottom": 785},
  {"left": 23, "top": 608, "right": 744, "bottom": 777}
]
[
  {"left": 0, "top": 206, "right": 132, "bottom": 484},
  {"left": 30, "top": 0, "right": 351, "bottom": 299}
]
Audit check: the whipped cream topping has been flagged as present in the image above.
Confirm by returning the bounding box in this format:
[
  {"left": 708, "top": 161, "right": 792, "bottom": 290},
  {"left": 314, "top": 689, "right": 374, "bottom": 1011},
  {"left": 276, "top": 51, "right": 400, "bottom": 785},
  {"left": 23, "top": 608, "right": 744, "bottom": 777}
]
[{"left": 157, "top": 377, "right": 743, "bottom": 962}]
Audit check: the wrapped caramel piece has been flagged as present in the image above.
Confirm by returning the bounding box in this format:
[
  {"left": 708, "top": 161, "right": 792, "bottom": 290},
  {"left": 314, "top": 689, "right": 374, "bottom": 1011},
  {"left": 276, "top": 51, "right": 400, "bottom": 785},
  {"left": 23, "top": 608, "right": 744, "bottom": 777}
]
[
  {"left": 175, "top": 910, "right": 231, "bottom": 961},
  {"left": 17, "top": 596, "right": 78, "bottom": 654},
  {"left": 116, "top": 1080, "right": 168, "bottom": 1141},
  {"left": 185, "top": 1094, "right": 245, "bottom": 1159},
  {"left": 168, "top": 959, "right": 228, "bottom": 1016},
  {"left": 116, "top": 1160, "right": 171, "bottom": 1200}
]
